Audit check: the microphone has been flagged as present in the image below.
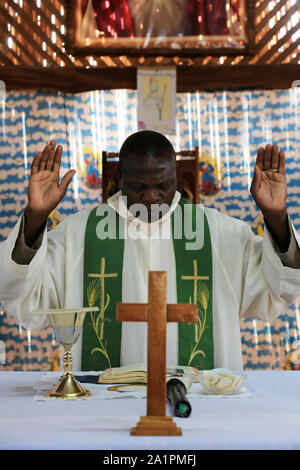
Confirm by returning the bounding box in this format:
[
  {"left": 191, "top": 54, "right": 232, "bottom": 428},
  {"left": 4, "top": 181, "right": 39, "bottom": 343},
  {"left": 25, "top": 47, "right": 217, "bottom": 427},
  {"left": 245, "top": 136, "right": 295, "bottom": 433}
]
[{"left": 167, "top": 378, "right": 192, "bottom": 418}]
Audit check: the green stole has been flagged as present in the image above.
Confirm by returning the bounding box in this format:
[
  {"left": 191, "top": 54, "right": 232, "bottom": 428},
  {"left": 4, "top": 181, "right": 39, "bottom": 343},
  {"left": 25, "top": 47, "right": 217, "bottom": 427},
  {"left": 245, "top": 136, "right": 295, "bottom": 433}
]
[{"left": 81, "top": 198, "right": 213, "bottom": 371}]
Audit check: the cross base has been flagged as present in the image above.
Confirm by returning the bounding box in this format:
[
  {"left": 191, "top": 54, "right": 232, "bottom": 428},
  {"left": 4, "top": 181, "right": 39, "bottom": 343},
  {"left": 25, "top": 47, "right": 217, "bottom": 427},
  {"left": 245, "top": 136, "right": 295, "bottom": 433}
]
[{"left": 130, "top": 416, "right": 182, "bottom": 436}]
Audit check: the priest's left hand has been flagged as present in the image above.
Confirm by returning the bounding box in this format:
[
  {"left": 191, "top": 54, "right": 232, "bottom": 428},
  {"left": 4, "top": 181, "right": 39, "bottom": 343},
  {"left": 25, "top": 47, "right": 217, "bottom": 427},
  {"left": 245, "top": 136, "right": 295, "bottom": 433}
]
[
  {"left": 250, "top": 144, "right": 290, "bottom": 252},
  {"left": 250, "top": 144, "right": 287, "bottom": 215}
]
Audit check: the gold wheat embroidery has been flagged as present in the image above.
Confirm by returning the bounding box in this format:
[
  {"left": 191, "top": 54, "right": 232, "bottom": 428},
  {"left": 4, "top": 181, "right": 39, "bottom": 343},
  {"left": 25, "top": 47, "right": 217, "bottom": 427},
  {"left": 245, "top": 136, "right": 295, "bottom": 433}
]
[
  {"left": 181, "top": 259, "right": 210, "bottom": 358},
  {"left": 188, "top": 280, "right": 209, "bottom": 366},
  {"left": 87, "top": 279, "right": 101, "bottom": 308},
  {"left": 87, "top": 278, "right": 111, "bottom": 368},
  {"left": 87, "top": 257, "right": 118, "bottom": 368}
]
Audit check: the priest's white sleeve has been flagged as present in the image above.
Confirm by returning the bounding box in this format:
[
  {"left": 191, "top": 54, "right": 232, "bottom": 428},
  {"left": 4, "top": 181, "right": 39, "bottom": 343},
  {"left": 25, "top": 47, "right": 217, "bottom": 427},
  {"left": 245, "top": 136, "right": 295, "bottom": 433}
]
[
  {"left": 204, "top": 208, "right": 300, "bottom": 368},
  {"left": 0, "top": 213, "right": 67, "bottom": 330},
  {"left": 239, "top": 215, "right": 300, "bottom": 321},
  {"left": 206, "top": 208, "right": 300, "bottom": 326}
]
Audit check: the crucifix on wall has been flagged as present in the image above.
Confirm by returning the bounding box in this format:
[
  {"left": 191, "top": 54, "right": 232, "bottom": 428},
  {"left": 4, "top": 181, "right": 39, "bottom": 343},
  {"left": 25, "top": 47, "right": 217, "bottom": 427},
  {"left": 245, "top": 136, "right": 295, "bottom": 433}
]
[{"left": 116, "top": 271, "right": 198, "bottom": 436}]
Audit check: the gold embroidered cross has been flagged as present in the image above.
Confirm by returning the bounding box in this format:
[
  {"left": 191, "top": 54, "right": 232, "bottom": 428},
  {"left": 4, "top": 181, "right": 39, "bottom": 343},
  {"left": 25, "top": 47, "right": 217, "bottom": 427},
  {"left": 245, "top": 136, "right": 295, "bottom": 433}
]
[
  {"left": 88, "top": 257, "right": 118, "bottom": 339},
  {"left": 181, "top": 260, "right": 209, "bottom": 304}
]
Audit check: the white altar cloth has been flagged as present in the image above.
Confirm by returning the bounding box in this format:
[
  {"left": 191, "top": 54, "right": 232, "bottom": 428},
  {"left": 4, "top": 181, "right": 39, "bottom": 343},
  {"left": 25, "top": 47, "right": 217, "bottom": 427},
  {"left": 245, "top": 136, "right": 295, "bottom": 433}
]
[{"left": 1, "top": 370, "right": 300, "bottom": 450}]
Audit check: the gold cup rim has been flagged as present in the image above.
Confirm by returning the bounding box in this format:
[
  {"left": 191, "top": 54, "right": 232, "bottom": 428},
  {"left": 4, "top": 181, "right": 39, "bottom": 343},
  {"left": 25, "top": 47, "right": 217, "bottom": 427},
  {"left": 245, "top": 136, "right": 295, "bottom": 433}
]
[{"left": 32, "top": 307, "right": 99, "bottom": 315}]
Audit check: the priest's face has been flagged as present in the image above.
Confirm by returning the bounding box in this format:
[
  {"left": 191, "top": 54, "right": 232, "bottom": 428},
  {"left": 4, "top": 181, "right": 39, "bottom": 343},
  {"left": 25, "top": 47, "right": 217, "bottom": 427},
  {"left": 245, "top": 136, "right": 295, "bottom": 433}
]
[{"left": 119, "top": 150, "right": 177, "bottom": 223}]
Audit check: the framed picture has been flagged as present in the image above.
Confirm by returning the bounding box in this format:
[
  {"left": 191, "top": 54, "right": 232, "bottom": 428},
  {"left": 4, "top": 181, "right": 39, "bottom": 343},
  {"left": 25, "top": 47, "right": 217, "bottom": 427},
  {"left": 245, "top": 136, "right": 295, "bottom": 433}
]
[
  {"left": 137, "top": 67, "right": 177, "bottom": 135},
  {"left": 65, "top": 0, "right": 255, "bottom": 57}
]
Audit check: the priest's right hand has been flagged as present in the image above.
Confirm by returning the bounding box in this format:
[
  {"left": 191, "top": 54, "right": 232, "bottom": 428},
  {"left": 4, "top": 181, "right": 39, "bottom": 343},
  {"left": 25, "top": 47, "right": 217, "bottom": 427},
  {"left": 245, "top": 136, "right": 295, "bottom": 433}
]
[{"left": 24, "top": 140, "right": 76, "bottom": 246}]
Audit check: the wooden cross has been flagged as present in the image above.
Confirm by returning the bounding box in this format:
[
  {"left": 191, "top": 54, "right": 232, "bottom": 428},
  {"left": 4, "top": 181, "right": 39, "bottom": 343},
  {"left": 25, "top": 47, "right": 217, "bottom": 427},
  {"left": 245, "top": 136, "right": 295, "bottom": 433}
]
[
  {"left": 88, "top": 257, "right": 118, "bottom": 339},
  {"left": 116, "top": 271, "right": 198, "bottom": 436}
]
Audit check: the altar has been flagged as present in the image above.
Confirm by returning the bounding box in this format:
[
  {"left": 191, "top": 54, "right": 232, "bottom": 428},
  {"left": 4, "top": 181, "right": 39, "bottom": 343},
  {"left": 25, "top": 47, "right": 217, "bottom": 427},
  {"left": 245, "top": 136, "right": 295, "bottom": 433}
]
[{"left": 1, "top": 370, "right": 300, "bottom": 451}]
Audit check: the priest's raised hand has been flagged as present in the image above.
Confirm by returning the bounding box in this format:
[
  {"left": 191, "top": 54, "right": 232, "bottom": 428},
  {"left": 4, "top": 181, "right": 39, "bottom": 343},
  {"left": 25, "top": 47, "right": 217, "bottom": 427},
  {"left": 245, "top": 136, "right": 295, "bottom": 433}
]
[
  {"left": 24, "top": 140, "right": 76, "bottom": 247},
  {"left": 250, "top": 144, "right": 290, "bottom": 252}
]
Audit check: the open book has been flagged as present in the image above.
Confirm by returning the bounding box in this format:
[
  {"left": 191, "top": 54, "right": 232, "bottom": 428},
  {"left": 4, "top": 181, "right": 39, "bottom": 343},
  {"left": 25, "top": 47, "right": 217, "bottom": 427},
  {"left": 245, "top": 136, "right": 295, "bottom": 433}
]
[{"left": 98, "top": 363, "right": 201, "bottom": 391}]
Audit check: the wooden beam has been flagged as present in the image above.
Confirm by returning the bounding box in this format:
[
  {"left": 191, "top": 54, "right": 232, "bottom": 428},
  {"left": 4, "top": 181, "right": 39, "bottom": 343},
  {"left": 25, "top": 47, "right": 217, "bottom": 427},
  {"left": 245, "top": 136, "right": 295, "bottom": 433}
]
[
  {"left": 0, "top": 64, "right": 299, "bottom": 92},
  {"left": 0, "top": 66, "right": 136, "bottom": 92},
  {"left": 176, "top": 64, "right": 300, "bottom": 90}
]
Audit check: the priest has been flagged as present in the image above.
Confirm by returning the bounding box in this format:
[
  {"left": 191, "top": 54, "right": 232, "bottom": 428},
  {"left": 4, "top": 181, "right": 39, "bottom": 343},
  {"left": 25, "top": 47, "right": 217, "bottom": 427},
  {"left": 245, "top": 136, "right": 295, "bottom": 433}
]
[{"left": 1, "top": 130, "right": 300, "bottom": 371}]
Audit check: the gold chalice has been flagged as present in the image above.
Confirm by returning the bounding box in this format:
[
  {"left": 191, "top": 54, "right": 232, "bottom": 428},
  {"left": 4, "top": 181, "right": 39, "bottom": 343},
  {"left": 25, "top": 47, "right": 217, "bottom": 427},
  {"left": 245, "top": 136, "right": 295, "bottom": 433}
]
[{"left": 33, "top": 307, "right": 99, "bottom": 398}]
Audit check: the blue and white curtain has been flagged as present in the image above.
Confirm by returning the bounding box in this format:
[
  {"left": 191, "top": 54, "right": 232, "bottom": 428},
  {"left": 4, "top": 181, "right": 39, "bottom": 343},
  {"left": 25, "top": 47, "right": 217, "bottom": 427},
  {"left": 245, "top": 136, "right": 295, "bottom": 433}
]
[{"left": 0, "top": 87, "right": 300, "bottom": 370}]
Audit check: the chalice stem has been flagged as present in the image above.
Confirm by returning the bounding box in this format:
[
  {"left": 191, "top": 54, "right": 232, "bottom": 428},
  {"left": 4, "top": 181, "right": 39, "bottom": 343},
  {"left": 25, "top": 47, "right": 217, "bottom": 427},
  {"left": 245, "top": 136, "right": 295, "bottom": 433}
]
[
  {"left": 45, "top": 342, "right": 90, "bottom": 398},
  {"left": 34, "top": 307, "right": 98, "bottom": 399},
  {"left": 63, "top": 342, "right": 73, "bottom": 374}
]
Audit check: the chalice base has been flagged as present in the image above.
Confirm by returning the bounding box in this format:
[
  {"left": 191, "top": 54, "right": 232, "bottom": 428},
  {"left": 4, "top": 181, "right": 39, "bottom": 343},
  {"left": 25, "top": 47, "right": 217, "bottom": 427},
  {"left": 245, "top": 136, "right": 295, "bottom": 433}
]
[{"left": 45, "top": 372, "right": 91, "bottom": 399}]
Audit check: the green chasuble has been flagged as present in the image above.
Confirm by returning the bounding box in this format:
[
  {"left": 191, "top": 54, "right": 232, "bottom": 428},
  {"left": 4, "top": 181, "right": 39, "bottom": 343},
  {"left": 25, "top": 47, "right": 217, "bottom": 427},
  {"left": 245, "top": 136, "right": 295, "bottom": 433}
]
[{"left": 81, "top": 198, "right": 213, "bottom": 371}]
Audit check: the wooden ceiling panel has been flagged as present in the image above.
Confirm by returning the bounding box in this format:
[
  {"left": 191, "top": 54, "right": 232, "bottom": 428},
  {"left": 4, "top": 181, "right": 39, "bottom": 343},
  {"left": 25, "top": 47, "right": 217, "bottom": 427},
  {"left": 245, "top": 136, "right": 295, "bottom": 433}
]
[{"left": 0, "top": 0, "right": 299, "bottom": 90}]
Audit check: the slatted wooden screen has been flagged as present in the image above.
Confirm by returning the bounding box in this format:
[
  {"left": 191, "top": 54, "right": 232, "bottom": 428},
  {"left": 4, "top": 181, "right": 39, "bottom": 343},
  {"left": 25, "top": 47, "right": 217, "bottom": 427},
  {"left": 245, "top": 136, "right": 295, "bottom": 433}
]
[
  {"left": 0, "top": 1, "right": 299, "bottom": 90},
  {"left": 1, "top": 0, "right": 299, "bottom": 66}
]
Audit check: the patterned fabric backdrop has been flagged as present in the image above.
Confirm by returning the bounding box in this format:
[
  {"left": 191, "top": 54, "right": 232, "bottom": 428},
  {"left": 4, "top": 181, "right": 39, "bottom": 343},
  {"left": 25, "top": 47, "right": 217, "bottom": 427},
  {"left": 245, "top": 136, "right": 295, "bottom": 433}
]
[{"left": 0, "top": 87, "right": 299, "bottom": 371}]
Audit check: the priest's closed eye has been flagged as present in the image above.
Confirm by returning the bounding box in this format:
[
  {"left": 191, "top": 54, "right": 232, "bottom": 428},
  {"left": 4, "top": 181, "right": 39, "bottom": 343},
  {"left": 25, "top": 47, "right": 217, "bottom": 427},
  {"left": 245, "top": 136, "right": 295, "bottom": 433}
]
[
  {"left": 131, "top": 184, "right": 146, "bottom": 191},
  {"left": 158, "top": 181, "right": 172, "bottom": 190}
]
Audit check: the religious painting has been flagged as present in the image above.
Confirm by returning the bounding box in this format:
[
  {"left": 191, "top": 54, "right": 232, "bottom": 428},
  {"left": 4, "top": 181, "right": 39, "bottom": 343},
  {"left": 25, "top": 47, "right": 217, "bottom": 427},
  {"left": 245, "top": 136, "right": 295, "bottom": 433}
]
[
  {"left": 198, "top": 155, "right": 223, "bottom": 200},
  {"left": 47, "top": 210, "right": 62, "bottom": 231},
  {"left": 284, "top": 346, "right": 300, "bottom": 371},
  {"left": 250, "top": 215, "right": 264, "bottom": 237},
  {"left": 76, "top": 147, "right": 102, "bottom": 192},
  {"left": 66, "top": 0, "right": 255, "bottom": 56},
  {"left": 137, "top": 67, "right": 176, "bottom": 135}
]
